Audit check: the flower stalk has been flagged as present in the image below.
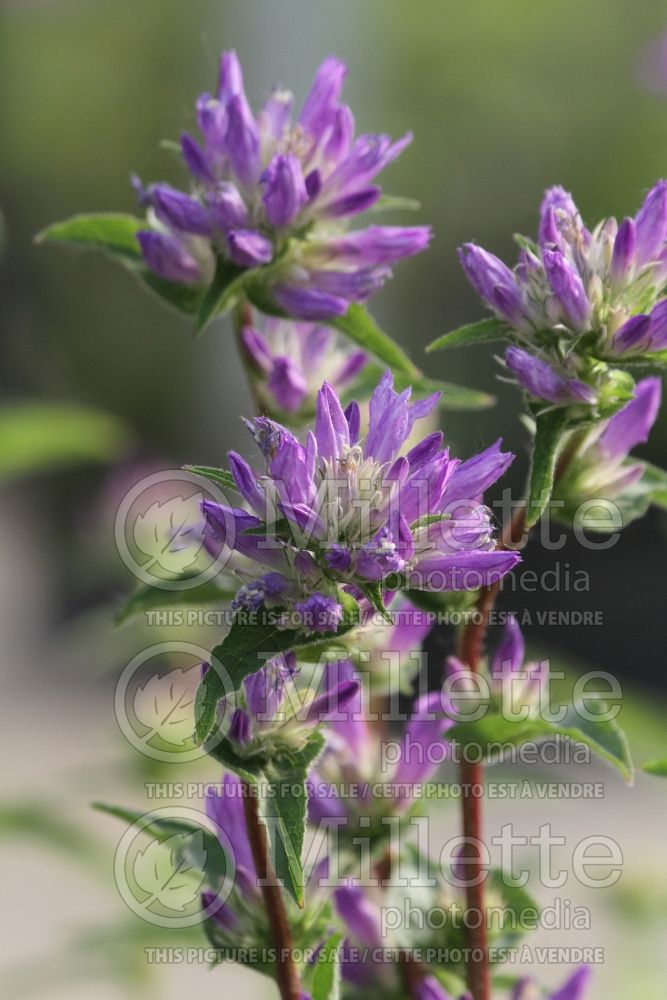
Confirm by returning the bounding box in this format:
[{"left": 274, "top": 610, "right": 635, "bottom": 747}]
[{"left": 242, "top": 786, "right": 302, "bottom": 1000}]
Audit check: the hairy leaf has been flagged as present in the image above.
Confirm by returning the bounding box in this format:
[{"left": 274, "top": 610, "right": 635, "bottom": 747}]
[{"left": 525, "top": 409, "right": 571, "bottom": 527}]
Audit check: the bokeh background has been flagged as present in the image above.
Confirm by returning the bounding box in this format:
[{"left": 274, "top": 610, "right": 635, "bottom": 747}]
[{"left": 1, "top": 1, "right": 666, "bottom": 998}]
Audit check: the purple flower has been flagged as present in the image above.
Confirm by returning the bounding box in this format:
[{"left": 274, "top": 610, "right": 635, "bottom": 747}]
[
  {"left": 240, "top": 315, "right": 367, "bottom": 417},
  {"left": 136, "top": 230, "right": 207, "bottom": 285},
  {"left": 309, "top": 659, "right": 455, "bottom": 825},
  {"left": 458, "top": 181, "right": 667, "bottom": 396},
  {"left": 203, "top": 372, "right": 519, "bottom": 628},
  {"left": 542, "top": 249, "right": 591, "bottom": 332},
  {"left": 448, "top": 617, "right": 547, "bottom": 720},
  {"left": 553, "top": 377, "right": 663, "bottom": 514},
  {"left": 416, "top": 978, "right": 464, "bottom": 1000},
  {"left": 513, "top": 966, "right": 591, "bottom": 1000},
  {"left": 132, "top": 52, "right": 430, "bottom": 319},
  {"left": 202, "top": 771, "right": 258, "bottom": 931},
  {"left": 505, "top": 347, "right": 597, "bottom": 407}
]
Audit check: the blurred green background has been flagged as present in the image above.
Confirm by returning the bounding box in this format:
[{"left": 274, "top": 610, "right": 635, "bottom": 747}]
[{"left": 1, "top": 1, "right": 666, "bottom": 998}]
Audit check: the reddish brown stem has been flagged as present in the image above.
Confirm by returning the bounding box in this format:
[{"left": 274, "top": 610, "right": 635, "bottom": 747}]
[
  {"left": 242, "top": 786, "right": 301, "bottom": 1000},
  {"left": 457, "top": 503, "right": 527, "bottom": 1000}
]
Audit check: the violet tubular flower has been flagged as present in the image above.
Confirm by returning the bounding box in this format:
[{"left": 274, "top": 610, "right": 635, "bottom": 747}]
[
  {"left": 552, "top": 376, "right": 665, "bottom": 528},
  {"left": 447, "top": 617, "right": 548, "bottom": 722},
  {"left": 240, "top": 315, "right": 368, "bottom": 418},
  {"left": 456, "top": 181, "right": 667, "bottom": 408},
  {"left": 203, "top": 371, "right": 519, "bottom": 629},
  {"left": 132, "top": 51, "right": 430, "bottom": 319},
  {"left": 307, "top": 659, "right": 455, "bottom": 829}
]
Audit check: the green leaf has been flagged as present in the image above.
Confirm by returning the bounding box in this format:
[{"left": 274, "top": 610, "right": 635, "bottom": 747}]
[
  {"left": 525, "top": 409, "right": 571, "bottom": 528},
  {"left": 641, "top": 759, "right": 667, "bottom": 777},
  {"left": 196, "top": 257, "right": 248, "bottom": 334},
  {"left": 358, "top": 582, "right": 391, "bottom": 623},
  {"left": 0, "top": 403, "right": 131, "bottom": 482},
  {"left": 115, "top": 576, "right": 238, "bottom": 625},
  {"left": 487, "top": 869, "right": 539, "bottom": 943},
  {"left": 311, "top": 931, "right": 343, "bottom": 1000},
  {"left": 349, "top": 361, "right": 494, "bottom": 411},
  {"left": 260, "top": 731, "right": 325, "bottom": 907},
  {"left": 36, "top": 213, "right": 144, "bottom": 261},
  {"left": 195, "top": 591, "right": 360, "bottom": 744},
  {"left": 332, "top": 304, "right": 422, "bottom": 380},
  {"left": 449, "top": 706, "right": 633, "bottom": 783},
  {"left": 36, "top": 213, "right": 206, "bottom": 316},
  {"left": 641, "top": 462, "right": 667, "bottom": 511},
  {"left": 556, "top": 706, "right": 634, "bottom": 784},
  {"left": 183, "top": 464, "right": 238, "bottom": 493},
  {"left": 426, "top": 317, "right": 507, "bottom": 353},
  {"left": 93, "top": 802, "right": 229, "bottom": 881}
]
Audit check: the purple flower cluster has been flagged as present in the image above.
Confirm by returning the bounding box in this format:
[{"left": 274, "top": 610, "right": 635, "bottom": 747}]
[
  {"left": 240, "top": 315, "right": 367, "bottom": 416},
  {"left": 460, "top": 182, "right": 667, "bottom": 406},
  {"left": 218, "top": 651, "right": 360, "bottom": 755},
  {"left": 134, "top": 52, "right": 430, "bottom": 319},
  {"left": 203, "top": 371, "right": 519, "bottom": 630}
]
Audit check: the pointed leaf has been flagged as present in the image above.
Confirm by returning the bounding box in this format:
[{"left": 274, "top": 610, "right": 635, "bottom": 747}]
[
  {"left": 641, "top": 759, "right": 667, "bottom": 777},
  {"left": 115, "top": 575, "right": 238, "bottom": 625},
  {"left": 92, "top": 802, "right": 229, "bottom": 881},
  {"left": 36, "top": 213, "right": 144, "bottom": 261},
  {"left": 36, "top": 213, "right": 205, "bottom": 315},
  {"left": 311, "top": 932, "right": 344, "bottom": 1000},
  {"left": 183, "top": 464, "right": 239, "bottom": 493},
  {"left": 427, "top": 317, "right": 507, "bottom": 353},
  {"left": 525, "top": 410, "right": 571, "bottom": 528},
  {"left": 359, "top": 582, "right": 391, "bottom": 623},
  {"left": 260, "top": 731, "right": 325, "bottom": 907},
  {"left": 640, "top": 462, "right": 667, "bottom": 511},
  {"left": 332, "top": 304, "right": 422, "bottom": 380}
]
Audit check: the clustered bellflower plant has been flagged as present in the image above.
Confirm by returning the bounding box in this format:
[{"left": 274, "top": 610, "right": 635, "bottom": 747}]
[{"left": 42, "top": 43, "right": 667, "bottom": 1000}]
